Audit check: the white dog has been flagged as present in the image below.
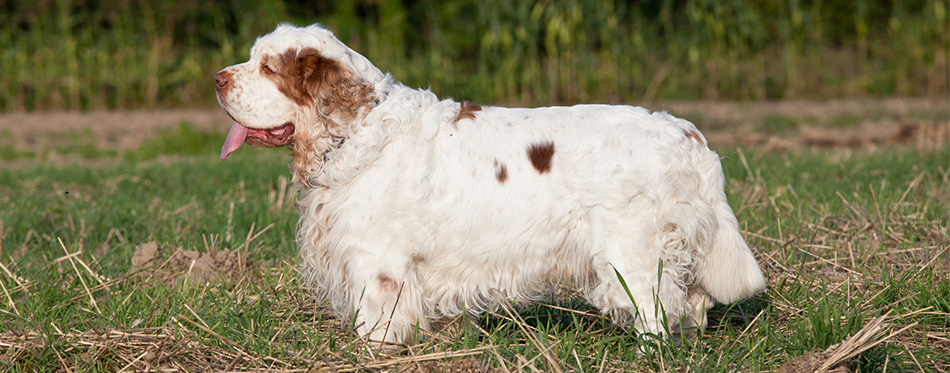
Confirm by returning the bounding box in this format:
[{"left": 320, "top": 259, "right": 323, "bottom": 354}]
[{"left": 214, "top": 24, "right": 766, "bottom": 344}]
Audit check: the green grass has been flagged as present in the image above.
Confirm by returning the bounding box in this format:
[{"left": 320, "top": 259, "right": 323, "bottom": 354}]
[
  {"left": 0, "top": 130, "right": 35, "bottom": 161},
  {"left": 828, "top": 114, "right": 863, "bottom": 129},
  {"left": 1, "top": 0, "right": 947, "bottom": 111},
  {"left": 760, "top": 115, "right": 799, "bottom": 134},
  {"left": 0, "top": 124, "right": 947, "bottom": 371},
  {"left": 0, "top": 122, "right": 227, "bottom": 162},
  {"left": 126, "top": 122, "right": 227, "bottom": 161}
]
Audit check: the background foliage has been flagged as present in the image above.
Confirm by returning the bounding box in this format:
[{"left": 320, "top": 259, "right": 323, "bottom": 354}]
[{"left": 1, "top": 0, "right": 947, "bottom": 111}]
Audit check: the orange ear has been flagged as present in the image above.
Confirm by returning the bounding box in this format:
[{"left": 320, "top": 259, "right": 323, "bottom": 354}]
[
  {"left": 296, "top": 53, "right": 323, "bottom": 91},
  {"left": 294, "top": 48, "right": 374, "bottom": 136}
]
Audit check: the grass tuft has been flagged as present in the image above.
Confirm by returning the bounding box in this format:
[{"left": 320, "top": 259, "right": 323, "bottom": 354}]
[{"left": 126, "top": 122, "right": 223, "bottom": 161}]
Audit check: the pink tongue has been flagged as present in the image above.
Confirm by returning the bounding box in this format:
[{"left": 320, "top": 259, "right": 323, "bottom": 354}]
[{"left": 220, "top": 122, "right": 248, "bottom": 160}]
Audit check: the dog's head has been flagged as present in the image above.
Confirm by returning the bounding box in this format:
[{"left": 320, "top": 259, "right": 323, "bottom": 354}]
[{"left": 214, "top": 24, "right": 387, "bottom": 180}]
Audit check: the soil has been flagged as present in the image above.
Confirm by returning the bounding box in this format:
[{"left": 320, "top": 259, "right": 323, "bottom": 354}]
[
  {"left": 0, "top": 98, "right": 947, "bottom": 156},
  {"left": 399, "top": 357, "right": 501, "bottom": 373},
  {"left": 0, "top": 109, "right": 230, "bottom": 152},
  {"left": 130, "top": 241, "right": 250, "bottom": 284},
  {"left": 658, "top": 98, "right": 950, "bottom": 151},
  {"left": 777, "top": 350, "right": 852, "bottom": 373}
]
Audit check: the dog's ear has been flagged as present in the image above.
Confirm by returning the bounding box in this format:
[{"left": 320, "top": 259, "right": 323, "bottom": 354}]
[
  {"left": 296, "top": 53, "right": 323, "bottom": 89},
  {"left": 289, "top": 49, "right": 376, "bottom": 185},
  {"left": 295, "top": 49, "right": 374, "bottom": 137}
]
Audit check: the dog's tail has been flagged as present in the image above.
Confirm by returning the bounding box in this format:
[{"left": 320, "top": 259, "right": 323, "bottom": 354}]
[{"left": 693, "top": 150, "right": 766, "bottom": 304}]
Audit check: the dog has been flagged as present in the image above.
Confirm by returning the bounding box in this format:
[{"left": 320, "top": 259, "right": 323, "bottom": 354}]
[{"left": 214, "top": 24, "right": 766, "bottom": 344}]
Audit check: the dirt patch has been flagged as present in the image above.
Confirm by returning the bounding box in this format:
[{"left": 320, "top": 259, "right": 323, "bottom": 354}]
[
  {"left": 0, "top": 98, "right": 946, "bottom": 156},
  {"left": 0, "top": 109, "right": 231, "bottom": 152},
  {"left": 399, "top": 356, "right": 500, "bottom": 373},
  {"left": 655, "top": 97, "right": 949, "bottom": 152},
  {"left": 778, "top": 350, "right": 851, "bottom": 373},
  {"left": 130, "top": 241, "right": 250, "bottom": 284}
]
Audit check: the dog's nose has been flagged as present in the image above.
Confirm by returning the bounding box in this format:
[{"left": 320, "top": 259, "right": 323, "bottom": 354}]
[{"left": 213, "top": 72, "right": 228, "bottom": 89}]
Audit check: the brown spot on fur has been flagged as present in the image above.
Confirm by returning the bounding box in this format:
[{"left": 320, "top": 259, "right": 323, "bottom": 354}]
[
  {"left": 378, "top": 274, "right": 396, "bottom": 292},
  {"left": 455, "top": 101, "right": 481, "bottom": 122},
  {"left": 526, "top": 141, "right": 555, "bottom": 174},
  {"left": 213, "top": 70, "right": 234, "bottom": 97},
  {"left": 263, "top": 48, "right": 374, "bottom": 186},
  {"left": 280, "top": 49, "right": 374, "bottom": 122},
  {"left": 260, "top": 48, "right": 375, "bottom": 135},
  {"left": 684, "top": 129, "right": 705, "bottom": 146},
  {"left": 494, "top": 160, "right": 508, "bottom": 183}
]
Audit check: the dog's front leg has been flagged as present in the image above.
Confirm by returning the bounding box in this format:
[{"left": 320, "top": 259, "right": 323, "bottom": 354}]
[{"left": 348, "top": 260, "right": 429, "bottom": 346}]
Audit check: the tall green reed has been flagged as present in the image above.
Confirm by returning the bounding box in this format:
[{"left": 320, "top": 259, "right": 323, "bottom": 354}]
[{"left": 0, "top": 0, "right": 946, "bottom": 111}]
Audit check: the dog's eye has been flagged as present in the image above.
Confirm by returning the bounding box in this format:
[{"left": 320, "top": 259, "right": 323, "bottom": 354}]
[{"left": 261, "top": 64, "right": 275, "bottom": 75}]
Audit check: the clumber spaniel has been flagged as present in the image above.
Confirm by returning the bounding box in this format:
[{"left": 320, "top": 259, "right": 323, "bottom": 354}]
[{"left": 214, "top": 24, "right": 766, "bottom": 344}]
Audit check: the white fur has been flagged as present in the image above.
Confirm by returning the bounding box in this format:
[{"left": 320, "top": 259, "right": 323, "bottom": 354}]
[{"left": 216, "top": 24, "right": 767, "bottom": 344}]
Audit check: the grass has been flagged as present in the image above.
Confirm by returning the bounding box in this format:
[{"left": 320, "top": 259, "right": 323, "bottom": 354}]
[
  {"left": 0, "top": 124, "right": 947, "bottom": 371},
  {"left": 0, "top": 122, "right": 223, "bottom": 162},
  {"left": 125, "top": 122, "right": 227, "bottom": 161},
  {"left": 760, "top": 115, "right": 799, "bottom": 134},
  {"left": 1, "top": 0, "right": 947, "bottom": 111}
]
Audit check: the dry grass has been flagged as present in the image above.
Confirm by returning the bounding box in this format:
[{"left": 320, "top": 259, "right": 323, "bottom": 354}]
[{"left": 0, "top": 112, "right": 948, "bottom": 371}]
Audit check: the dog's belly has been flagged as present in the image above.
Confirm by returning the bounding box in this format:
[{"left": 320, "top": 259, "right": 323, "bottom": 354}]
[{"left": 412, "top": 208, "right": 592, "bottom": 313}]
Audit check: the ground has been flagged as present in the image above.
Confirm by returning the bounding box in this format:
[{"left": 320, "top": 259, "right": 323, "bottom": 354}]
[
  {"left": 0, "top": 98, "right": 947, "bottom": 371},
  {"left": 1, "top": 98, "right": 947, "bottom": 155}
]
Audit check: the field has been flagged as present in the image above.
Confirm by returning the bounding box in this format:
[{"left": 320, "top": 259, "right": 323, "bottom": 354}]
[
  {"left": 1, "top": 0, "right": 949, "bottom": 370},
  {"left": 0, "top": 100, "right": 948, "bottom": 372},
  {"left": 2, "top": 0, "right": 947, "bottom": 110}
]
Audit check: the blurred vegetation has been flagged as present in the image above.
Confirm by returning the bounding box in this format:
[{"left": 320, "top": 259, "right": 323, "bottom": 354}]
[
  {"left": 1, "top": 0, "right": 947, "bottom": 111},
  {"left": 126, "top": 122, "right": 224, "bottom": 161}
]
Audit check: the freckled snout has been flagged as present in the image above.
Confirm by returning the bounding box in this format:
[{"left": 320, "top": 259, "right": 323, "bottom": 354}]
[{"left": 213, "top": 71, "right": 230, "bottom": 90}]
